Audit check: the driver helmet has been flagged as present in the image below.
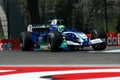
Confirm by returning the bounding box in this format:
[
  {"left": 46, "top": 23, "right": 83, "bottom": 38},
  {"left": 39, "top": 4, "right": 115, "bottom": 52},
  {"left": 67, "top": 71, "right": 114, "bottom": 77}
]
[{"left": 58, "top": 25, "right": 65, "bottom": 32}]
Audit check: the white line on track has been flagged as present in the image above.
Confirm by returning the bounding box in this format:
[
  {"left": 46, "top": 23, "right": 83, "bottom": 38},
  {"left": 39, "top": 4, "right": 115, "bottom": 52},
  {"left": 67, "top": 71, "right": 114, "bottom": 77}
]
[{"left": 89, "top": 49, "right": 120, "bottom": 53}]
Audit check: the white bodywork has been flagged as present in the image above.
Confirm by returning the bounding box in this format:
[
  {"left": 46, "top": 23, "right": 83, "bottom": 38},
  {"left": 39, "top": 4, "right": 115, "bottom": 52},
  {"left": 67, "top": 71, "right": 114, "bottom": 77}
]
[
  {"left": 63, "top": 31, "right": 103, "bottom": 46},
  {"left": 90, "top": 38, "right": 103, "bottom": 44}
]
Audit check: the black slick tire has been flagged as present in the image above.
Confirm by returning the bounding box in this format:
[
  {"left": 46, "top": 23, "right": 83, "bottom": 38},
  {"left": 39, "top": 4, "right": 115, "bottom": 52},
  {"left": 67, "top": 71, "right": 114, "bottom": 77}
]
[
  {"left": 48, "top": 31, "right": 63, "bottom": 52},
  {"left": 20, "top": 32, "right": 34, "bottom": 51},
  {"left": 91, "top": 28, "right": 107, "bottom": 50}
]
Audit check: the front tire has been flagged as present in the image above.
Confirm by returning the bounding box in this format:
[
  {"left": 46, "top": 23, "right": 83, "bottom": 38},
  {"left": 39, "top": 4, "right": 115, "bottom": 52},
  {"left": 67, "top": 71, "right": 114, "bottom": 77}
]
[
  {"left": 91, "top": 28, "right": 107, "bottom": 50},
  {"left": 48, "top": 31, "right": 63, "bottom": 52}
]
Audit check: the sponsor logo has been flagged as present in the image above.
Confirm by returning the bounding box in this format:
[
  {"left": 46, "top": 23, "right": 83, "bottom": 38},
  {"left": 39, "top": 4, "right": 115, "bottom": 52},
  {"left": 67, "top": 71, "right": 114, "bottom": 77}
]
[
  {"left": 117, "top": 33, "right": 120, "bottom": 46},
  {"left": 106, "top": 33, "right": 120, "bottom": 46},
  {"left": 0, "top": 43, "right": 12, "bottom": 50},
  {"left": 107, "top": 34, "right": 118, "bottom": 46}
]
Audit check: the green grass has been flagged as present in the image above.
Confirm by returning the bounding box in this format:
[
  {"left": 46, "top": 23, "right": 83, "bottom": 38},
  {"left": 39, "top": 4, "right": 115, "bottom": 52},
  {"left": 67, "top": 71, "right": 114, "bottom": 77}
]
[
  {"left": 93, "top": 18, "right": 117, "bottom": 33},
  {"left": 0, "top": 34, "right": 3, "bottom": 39},
  {"left": 108, "top": 19, "right": 117, "bottom": 32}
]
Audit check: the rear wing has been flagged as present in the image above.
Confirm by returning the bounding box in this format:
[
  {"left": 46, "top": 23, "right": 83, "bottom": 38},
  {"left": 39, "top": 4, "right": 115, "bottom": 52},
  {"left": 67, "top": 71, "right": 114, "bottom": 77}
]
[{"left": 27, "top": 24, "right": 49, "bottom": 32}]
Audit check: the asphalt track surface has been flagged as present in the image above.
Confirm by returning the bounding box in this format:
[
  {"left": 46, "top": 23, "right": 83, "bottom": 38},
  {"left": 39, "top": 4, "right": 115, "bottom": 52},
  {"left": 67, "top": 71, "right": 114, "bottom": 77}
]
[{"left": 0, "top": 46, "right": 120, "bottom": 65}]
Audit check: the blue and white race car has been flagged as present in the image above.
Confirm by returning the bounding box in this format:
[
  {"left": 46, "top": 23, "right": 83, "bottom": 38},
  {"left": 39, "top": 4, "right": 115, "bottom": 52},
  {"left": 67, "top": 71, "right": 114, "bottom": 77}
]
[{"left": 20, "top": 19, "right": 107, "bottom": 51}]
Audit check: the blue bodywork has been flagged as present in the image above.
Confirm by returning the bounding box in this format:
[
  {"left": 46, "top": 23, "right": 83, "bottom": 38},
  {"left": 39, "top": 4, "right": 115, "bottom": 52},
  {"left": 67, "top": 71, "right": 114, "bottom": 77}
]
[
  {"left": 62, "top": 31, "right": 90, "bottom": 47},
  {"left": 28, "top": 19, "right": 91, "bottom": 50}
]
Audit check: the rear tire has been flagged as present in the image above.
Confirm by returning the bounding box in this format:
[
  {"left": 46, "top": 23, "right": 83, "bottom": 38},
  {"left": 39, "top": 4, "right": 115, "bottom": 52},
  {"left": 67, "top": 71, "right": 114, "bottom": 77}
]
[
  {"left": 48, "top": 31, "right": 63, "bottom": 52},
  {"left": 20, "top": 32, "right": 34, "bottom": 51},
  {"left": 91, "top": 28, "right": 107, "bottom": 50}
]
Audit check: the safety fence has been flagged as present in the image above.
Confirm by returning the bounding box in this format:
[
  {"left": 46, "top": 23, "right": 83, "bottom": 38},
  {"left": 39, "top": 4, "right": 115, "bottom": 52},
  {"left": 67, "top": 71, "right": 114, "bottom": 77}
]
[{"left": 0, "top": 33, "right": 120, "bottom": 50}]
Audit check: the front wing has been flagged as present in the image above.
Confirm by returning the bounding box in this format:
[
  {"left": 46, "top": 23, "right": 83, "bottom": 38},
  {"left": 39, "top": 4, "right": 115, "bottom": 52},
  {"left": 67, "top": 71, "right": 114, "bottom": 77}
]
[{"left": 63, "top": 38, "right": 104, "bottom": 47}]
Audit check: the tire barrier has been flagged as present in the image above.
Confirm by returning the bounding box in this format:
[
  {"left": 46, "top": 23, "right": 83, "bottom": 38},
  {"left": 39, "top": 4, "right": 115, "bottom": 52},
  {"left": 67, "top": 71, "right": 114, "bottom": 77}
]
[{"left": 0, "top": 39, "right": 20, "bottom": 50}]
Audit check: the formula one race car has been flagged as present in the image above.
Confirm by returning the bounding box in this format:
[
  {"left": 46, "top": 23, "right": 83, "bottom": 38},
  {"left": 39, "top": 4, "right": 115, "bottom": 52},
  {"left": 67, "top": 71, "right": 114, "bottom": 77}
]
[{"left": 20, "top": 19, "right": 107, "bottom": 51}]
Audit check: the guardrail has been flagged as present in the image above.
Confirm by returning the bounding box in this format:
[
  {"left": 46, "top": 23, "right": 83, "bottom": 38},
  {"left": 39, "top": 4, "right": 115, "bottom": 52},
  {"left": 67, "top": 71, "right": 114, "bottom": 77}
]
[{"left": 0, "top": 33, "right": 120, "bottom": 50}]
